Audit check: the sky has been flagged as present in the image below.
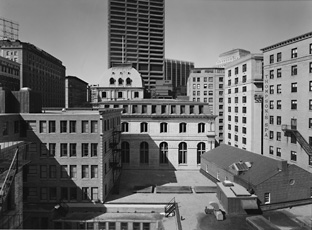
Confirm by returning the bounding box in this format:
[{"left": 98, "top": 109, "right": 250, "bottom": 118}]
[{"left": 1, "top": 0, "right": 312, "bottom": 84}]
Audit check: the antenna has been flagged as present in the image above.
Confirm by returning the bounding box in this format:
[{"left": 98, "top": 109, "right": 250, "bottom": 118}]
[{"left": 0, "top": 17, "right": 19, "bottom": 40}]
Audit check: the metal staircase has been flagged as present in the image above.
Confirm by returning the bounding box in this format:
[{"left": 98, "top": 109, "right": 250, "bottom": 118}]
[{"left": 281, "top": 125, "right": 312, "bottom": 155}]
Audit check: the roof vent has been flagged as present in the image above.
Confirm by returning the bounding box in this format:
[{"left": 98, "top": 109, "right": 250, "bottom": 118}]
[{"left": 223, "top": 180, "right": 234, "bottom": 187}]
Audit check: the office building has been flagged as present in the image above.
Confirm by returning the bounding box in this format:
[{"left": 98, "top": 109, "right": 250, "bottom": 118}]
[
  {"left": 224, "top": 53, "right": 263, "bottom": 154},
  {"left": 108, "top": 0, "right": 165, "bottom": 93},
  {"left": 0, "top": 40, "right": 66, "bottom": 107},
  {"left": 0, "top": 56, "right": 20, "bottom": 90},
  {"left": 0, "top": 87, "right": 123, "bottom": 229},
  {"left": 90, "top": 63, "right": 144, "bottom": 102},
  {"left": 261, "top": 31, "right": 312, "bottom": 172},
  {"left": 187, "top": 68, "right": 225, "bottom": 145},
  {"left": 164, "top": 59, "right": 194, "bottom": 97},
  {"left": 216, "top": 49, "right": 250, "bottom": 68},
  {"left": 65, "top": 76, "right": 89, "bottom": 108}
]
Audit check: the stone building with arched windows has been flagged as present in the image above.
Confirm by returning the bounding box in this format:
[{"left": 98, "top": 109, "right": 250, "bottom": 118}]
[{"left": 90, "top": 63, "right": 145, "bottom": 102}]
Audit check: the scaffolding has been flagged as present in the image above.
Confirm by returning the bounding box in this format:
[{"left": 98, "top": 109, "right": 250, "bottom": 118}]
[{"left": 0, "top": 17, "right": 19, "bottom": 40}]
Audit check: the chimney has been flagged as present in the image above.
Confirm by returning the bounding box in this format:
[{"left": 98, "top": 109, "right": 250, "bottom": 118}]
[{"left": 277, "top": 160, "right": 288, "bottom": 171}]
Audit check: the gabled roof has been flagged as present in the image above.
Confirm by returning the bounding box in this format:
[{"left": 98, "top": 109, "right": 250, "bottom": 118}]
[{"left": 202, "top": 144, "right": 283, "bottom": 186}]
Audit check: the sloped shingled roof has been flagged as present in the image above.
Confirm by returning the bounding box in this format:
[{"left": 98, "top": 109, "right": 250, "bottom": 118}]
[{"left": 202, "top": 144, "right": 283, "bottom": 186}]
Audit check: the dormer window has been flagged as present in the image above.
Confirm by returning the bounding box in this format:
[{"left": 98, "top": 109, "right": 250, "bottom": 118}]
[
  {"left": 128, "top": 72, "right": 131, "bottom": 75},
  {"left": 109, "top": 77, "right": 115, "bottom": 85},
  {"left": 118, "top": 78, "right": 124, "bottom": 85},
  {"left": 126, "top": 77, "right": 132, "bottom": 86}
]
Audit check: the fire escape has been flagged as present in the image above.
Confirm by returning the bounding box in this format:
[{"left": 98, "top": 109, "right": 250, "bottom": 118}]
[
  {"left": 109, "top": 128, "right": 122, "bottom": 183},
  {"left": 281, "top": 124, "right": 312, "bottom": 157}
]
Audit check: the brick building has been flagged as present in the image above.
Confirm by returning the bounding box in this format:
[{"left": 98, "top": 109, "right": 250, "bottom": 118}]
[
  {"left": 261, "top": 31, "right": 312, "bottom": 172},
  {"left": 0, "top": 40, "right": 66, "bottom": 107}
]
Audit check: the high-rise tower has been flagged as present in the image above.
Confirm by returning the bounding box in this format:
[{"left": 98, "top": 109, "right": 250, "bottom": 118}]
[{"left": 108, "top": 0, "right": 165, "bottom": 94}]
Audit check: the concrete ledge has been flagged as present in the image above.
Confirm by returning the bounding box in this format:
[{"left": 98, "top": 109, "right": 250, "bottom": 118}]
[{"left": 155, "top": 186, "right": 192, "bottom": 193}]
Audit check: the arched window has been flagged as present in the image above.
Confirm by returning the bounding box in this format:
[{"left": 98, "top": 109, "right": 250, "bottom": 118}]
[
  {"left": 198, "top": 123, "right": 205, "bottom": 133},
  {"left": 109, "top": 77, "right": 115, "bottom": 85},
  {"left": 126, "top": 77, "right": 132, "bottom": 86},
  {"left": 197, "top": 142, "right": 206, "bottom": 164},
  {"left": 179, "top": 123, "right": 187, "bottom": 133},
  {"left": 140, "top": 142, "right": 149, "bottom": 164},
  {"left": 121, "top": 142, "right": 130, "bottom": 163},
  {"left": 178, "top": 142, "right": 187, "bottom": 164},
  {"left": 159, "top": 142, "right": 168, "bottom": 164},
  {"left": 121, "top": 122, "right": 128, "bottom": 132},
  {"left": 118, "top": 78, "right": 124, "bottom": 85}
]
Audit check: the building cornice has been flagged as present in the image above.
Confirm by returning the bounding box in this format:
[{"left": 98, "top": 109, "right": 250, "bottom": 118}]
[{"left": 261, "top": 31, "right": 312, "bottom": 53}]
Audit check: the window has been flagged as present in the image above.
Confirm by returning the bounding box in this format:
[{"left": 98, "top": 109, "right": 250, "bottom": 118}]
[
  {"left": 133, "top": 223, "right": 140, "bottom": 230},
  {"left": 40, "top": 165, "right": 47, "bottom": 178},
  {"left": 69, "top": 143, "right": 77, "bottom": 157},
  {"left": 276, "top": 132, "right": 281, "bottom": 141},
  {"left": 228, "top": 80, "right": 231, "bottom": 86},
  {"left": 49, "top": 187, "right": 57, "bottom": 201},
  {"left": 60, "top": 121, "right": 67, "bottom": 133},
  {"left": 118, "top": 92, "right": 123, "bottom": 98},
  {"left": 228, "top": 124, "right": 231, "bottom": 130},
  {"left": 228, "top": 97, "right": 231, "bottom": 103},
  {"left": 269, "top": 70, "right": 274, "bottom": 79},
  {"left": 269, "top": 131, "right": 274, "bottom": 140},
  {"left": 242, "top": 64, "right": 247, "bottom": 72},
  {"left": 269, "top": 85, "right": 274, "bottom": 94},
  {"left": 82, "top": 121, "right": 89, "bottom": 133},
  {"left": 228, "top": 106, "right": 231, "bottom": 112},
  {"left": 290, "top": 151, "right": 297, "bottom": 161},
  {"left": 276, "top": 147, "right": 281, "bottom": 157},
  {"left": 235, "top": 97, "right": 238, "bottom": 103},
  {"left": 277, "top": 52, "right": 282, "bottom": 62},
  {"left": 142, "top": 105, "right": 147, "bottom": 114},
  {"left": 277, "top": 116, "right": 282, "bottom": 125},
  {"left": 60, "top": 143, "right": 67, "bottom": 157},
  {"left": 152, "top": 105, "right": 156, "bottom": 113},
  {"left": 49, "top": 165, "right": 56, "bottom": 179},
  {"left": 242, "top": 137, "right": 247, "bottom": 144},
  {"left": 47, "top": 121, "right": 55, "bottom": 133},
  {"left": 310, "top": 81, "right": 312, "bottom": 91},
  {"left": 159, "top": 142, "right": 168, "bottom": 164},
  {"left": 264, "top": 193, "right": 270, "bottom": 204},
  {"left": 82, "top": 143, "right": 89, "bottom": 157},
  {"left": 140, "top": 122, "right": 148, "bottom": 133},
  {"left": 140, "top": 142, "right": 149, "bottom": 164},
  {"left": 291, "top": 83, "right": 297, "bottom": 92},
  {"left": 91, "top": 121, "right": 98, "bottom": 133},
  {"left": 291, "top": 48, "right": 297, "bottom": 58},
  {"left": 242, "top": 96, "right": 247, "bottom": 103},
  {"left": 178, "top": 142, "right": 187, "bottom": 164},
  {"left": 242, "top": 127, "right": 246, "bottom": 134},
  {"left": 82, "top": 165, "right": 89, "bottom": 178},
  {"left": 39, "top": 121, "right": 47, "bottom": 133},
  {"left": 91, "top": 165, "right": 98, "bottom": 178},
  {"left": 235, "top": 116, "right": 238, "bottom": 122},
  {"left": 82, "top": 187, "right": 89, "bottom": 200},
  {"left": 69, "top": 121, "right": 76, "bottom": 133},
  {"left": 179, "top": 123, "right": 186, "bottom": 133},
  {"left": 269, "top": 116, "right": 274, "bottom": 124},
  {"left": 198, "top": 123, "right": 205, "bottom": 133},
  {"left": 235, "top": 107, "right": 238, "bottom": 113},
  {"left": 277, "top": 100, "right": 281, "bottom": 109},
  {"left": 160, "top": 122, "right": 167, "bottom": 133},
  {"left": 91, "top": 143, "right": 98, "bottom": 157},
  {"left": 121, "top": 142, "right": 130, "bottom": 163},
  {"left": 277, "top": 68, "right": 281, "bottom": 78},
  {"left": 228, "top": 69, "right": 231, "bottom": 77},
  {"left": 242, "top": 86, "right": 247, "bottom": 92},
  {"left": 60, "top": 165, "right": 68, "bottom": 178},
  {"left": 171, "top": 105, "right": 176, "bottom": 114},
  {"left": 49, "top": 143, "right": 56, "bottom": 156},
  {"left": 269, "top": 55, "right": 274, "bottom": 64},
  {"left": 277, "top": 84, "right": 281, "bottom": 94},
  {"left": 70, "top": 187, "right": 77, "bottom": 201},
  {"left": 70, "top": 165, "right": 77, "bottom": 178},
  {"left": 235, "top": 87, "right": 238, "bottom": 93},
  {"left": 291, "top": 65, "right": 297, "bottom": 76},
  {"left": 228, "top": 115, "right": 231, "bottom": 121},
  {"left": 309, "top": 100, "right": 312, "bottom": 110},
  {"left": 291, "top": 100, "right": 297, "bottom": 110},
  {"left": 180, "top": 105, "right": 185, "bottom": 114},
  {"left": 122, "top": 122, "right": 128, "bottom": 132},
  {"left": 235, "top": 67, "right": 238, "bottom": 75},
  {"left": 133, "top": 105, "right": 138, "bottom": 113},
  {"left": 242, "top": 75, "right": 246, "bottom": 83},
  {"left": 40, "top": 188, "right": 48, "bottom": 201},
  {"left": 309, "top": 156, "right": 312, "bottom": 166},
  {"left": 101, "top": 91, "right": 107, "bottom": 98},
  {"left": 309, "top": 118, "right": 312, "bottom": 128},
  {"left": 197, "top": 142, "right": 206, "bottom": 164},
  {"left": 228, "top": 89, "right": 231, "bottom": 94},
  {"left": 310, "top": 43, "right": 312, "bottom": 54}
]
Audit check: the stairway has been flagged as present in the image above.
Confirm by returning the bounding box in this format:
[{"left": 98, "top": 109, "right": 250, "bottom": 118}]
[
  {"left": 165, "top": 198, "right": 176, "bottom": 217},
  {"left": 292, "top": 130, "right": 312, "bottom": 155}
]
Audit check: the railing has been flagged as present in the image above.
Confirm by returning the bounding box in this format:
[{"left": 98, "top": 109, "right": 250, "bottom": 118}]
[{"left": 164, "top": 197, "right": 182, "bottom": 230}]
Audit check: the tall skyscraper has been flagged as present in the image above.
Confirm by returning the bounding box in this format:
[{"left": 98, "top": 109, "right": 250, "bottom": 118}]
[{"left": 108, "top": 0, "right": 165, "bottom": 94}]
